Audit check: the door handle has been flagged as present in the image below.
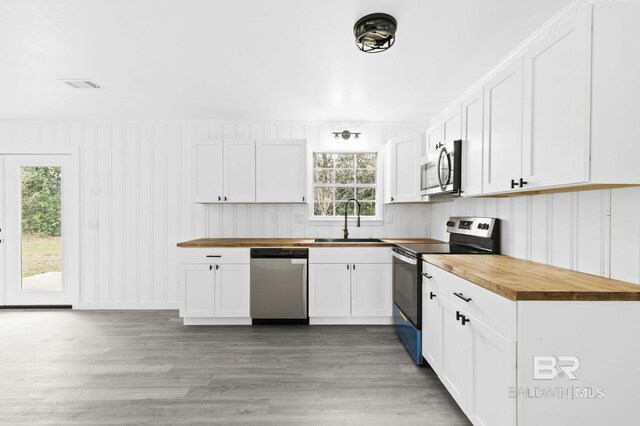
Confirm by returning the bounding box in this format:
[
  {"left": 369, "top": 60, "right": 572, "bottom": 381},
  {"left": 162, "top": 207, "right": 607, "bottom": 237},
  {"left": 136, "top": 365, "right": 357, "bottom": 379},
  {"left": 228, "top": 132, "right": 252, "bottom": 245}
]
[
  {"left": 429, "top": 292, "right": 436, "bottom": 300},
  {"left": 456, "top": 311, "right": 463, "bottom": 321},
  {"left": 461, "top": 316, "right": 470, "bottom": 326},
  {"left": 519, "top": 177, "right": 528, "bottom": 188},
  {"left": 215, "top": 265, "right": 219, "bottom": 270},
  {"left": 422, "top": 273, "right": 432, "bottom": 279},
  {"left": 510, "top": 179, "right": 517, "bottom": 189},
  {"left": 206, "top": 255, "right": 222, "bottom": 258},
  {"left": 453, "top": 292, "right": 472, "bottom": 302}
]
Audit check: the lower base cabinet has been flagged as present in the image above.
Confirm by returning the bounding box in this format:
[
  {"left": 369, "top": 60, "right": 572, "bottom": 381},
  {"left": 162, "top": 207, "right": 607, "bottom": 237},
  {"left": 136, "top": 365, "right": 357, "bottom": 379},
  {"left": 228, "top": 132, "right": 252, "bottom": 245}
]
[
  {"left": 180, "top": 263, "right": 250, "bottom": 319},
  {"left": 423, "top": 278, "right": 516, "bottom": 426},
  {"left": 309, "top": 262, "right": 392, "bottom": 321}
]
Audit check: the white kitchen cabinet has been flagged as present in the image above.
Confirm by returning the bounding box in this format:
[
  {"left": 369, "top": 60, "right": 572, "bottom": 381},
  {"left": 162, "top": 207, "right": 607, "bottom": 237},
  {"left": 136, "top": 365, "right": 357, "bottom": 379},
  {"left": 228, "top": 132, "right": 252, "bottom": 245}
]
[
  {"left": 180, "top": 265, "right": 216, "bottom": 317},
  {"left": 215, "top": 264, "right": 250, "bottom": 317},
  {"left": 426, "top": 122, "right": 442, "bottom": 153},
  {"left": 308, "top": 249, "right": 393, "bottom": 323},
  {"left": 350, "top": 263, "right": 392, "bottom": 317},
  {"left": 194, "top": 139, "right": 254, "bottom": 202},
  {"left": 467, "top": 315, "right": 517, "bottom": 426},
  {"left": 422, "top": 283, "right": 443, "bottom": 375},
  {"left": 308, "top": 264, "right": 351, "bottom": 317},
  {"left": 439, "top": 296, "right": 472, "bottom": 412},
  {"left": 442, "top": 104, "right": 462, "bottom": 143},
  {"left": 521, "top": 7, "right": 591, "bottom": 189},
  {"left": 461, "top": 88, "right": 484, "bottom": 197},
  {"left": 385, "top": 135, "right": 421, "bottom": 203},
  {"left": 194, "top": 140, "right": 224, "bottom": 203},
  {"left": 482, "top": 57, "right": 524, "bottom": 194},
  {"left": 255, "top": 139, "right": 306, "bottom": 203},
  {"left": 223, "top": 139, "right": 256, "bottom": 202},
  {"left": 179, "top": 261, "right": 250, "bottom": 321}
]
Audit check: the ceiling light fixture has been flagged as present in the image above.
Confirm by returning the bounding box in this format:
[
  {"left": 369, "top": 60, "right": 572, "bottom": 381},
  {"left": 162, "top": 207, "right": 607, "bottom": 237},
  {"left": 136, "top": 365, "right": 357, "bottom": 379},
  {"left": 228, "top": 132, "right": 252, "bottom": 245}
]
[
  {"left": 333, "top": 130, "right": 361, "bottom": 140},
  {"left": 353, "top": 13, "right": 397, "bottom": 53}
]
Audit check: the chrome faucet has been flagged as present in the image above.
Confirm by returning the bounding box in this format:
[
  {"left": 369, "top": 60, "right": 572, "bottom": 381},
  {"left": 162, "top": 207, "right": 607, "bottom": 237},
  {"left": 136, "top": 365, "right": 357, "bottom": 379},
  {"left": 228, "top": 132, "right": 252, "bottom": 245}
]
[{"left": 343, "top": 198, "right": 361, "bottom": 239}]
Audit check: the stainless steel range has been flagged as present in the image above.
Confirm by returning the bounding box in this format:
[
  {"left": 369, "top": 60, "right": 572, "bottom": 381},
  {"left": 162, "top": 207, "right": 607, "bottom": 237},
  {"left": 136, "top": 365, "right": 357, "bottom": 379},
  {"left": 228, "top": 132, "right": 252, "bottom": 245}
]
[{"left": 392, "top": 217, "right": 500, "bottom": 364}]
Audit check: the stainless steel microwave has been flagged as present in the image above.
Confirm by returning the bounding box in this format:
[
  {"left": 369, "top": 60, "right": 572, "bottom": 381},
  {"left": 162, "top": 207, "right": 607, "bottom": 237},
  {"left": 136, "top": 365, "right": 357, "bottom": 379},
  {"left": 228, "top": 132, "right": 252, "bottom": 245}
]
[{"left": 420, "top": 139, "right": 462, "bottom": 197}]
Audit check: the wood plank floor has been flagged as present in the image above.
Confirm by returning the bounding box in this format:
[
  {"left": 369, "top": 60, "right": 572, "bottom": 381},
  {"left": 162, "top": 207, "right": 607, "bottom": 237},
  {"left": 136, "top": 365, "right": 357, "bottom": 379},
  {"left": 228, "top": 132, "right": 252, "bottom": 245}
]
[{"left": 0, "top": 310, "right": 470, "bottom": 425}]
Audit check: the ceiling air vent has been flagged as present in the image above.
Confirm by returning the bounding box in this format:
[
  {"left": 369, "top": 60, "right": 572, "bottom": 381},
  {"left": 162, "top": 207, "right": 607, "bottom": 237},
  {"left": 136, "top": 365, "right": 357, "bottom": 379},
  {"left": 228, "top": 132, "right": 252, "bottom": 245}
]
[{"left": 61, "top": 79, "right": 101, "bottom": 89}]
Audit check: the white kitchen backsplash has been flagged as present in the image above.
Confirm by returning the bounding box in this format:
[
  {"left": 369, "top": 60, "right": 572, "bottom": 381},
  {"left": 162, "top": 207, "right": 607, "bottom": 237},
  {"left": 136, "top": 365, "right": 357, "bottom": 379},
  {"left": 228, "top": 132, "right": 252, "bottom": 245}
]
[
  {"left": 428, "top": 188, "right": 640, "bottom": 285},
  {"left": 195, "top": 202, "right": 429, "bottom": 239}
]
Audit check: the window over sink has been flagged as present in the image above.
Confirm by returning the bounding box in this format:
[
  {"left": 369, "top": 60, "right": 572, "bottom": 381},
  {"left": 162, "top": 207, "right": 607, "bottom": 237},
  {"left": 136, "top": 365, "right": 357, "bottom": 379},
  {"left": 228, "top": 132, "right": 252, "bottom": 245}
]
[{"left": 312, "top": 152, "right": 379, "bottom": 219}]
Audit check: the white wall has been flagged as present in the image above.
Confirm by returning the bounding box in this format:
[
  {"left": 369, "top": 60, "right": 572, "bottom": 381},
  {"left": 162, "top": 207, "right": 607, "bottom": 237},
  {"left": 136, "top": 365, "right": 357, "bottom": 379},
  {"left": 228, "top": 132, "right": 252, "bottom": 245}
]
[
  {"left": 428, "top": 188, "right": 640, "bottom": 285},
  {"left": 0, "top": 121, "right": 429, "bottom": 308}
]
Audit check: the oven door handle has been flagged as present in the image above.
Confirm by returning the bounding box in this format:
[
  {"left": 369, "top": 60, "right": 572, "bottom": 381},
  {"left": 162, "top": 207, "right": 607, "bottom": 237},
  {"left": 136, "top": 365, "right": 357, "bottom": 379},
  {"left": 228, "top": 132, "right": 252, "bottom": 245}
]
[{"left": 392, "top": 250, "right": 417, "bottom": 265}]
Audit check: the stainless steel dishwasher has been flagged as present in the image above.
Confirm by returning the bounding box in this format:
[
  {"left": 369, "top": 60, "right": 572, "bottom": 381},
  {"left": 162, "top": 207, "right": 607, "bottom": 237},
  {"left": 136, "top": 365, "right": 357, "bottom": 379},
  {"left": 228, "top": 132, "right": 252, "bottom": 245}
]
[{"left": 250, "top": 248, "right": 308, "bottom": 324}]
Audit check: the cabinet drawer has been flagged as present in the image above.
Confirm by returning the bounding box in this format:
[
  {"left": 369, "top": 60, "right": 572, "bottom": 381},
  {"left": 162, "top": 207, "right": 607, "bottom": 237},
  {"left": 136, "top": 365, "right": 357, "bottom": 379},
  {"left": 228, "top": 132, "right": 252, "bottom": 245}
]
[
  {"left": 178, "top": 248, "right": 250, "bottom": 264},
  {"left": 309, "top": 248, "right": 391, "bottom": 264},
  {"left": 422, "top": 261, "right": 517, "bottom": 341}
]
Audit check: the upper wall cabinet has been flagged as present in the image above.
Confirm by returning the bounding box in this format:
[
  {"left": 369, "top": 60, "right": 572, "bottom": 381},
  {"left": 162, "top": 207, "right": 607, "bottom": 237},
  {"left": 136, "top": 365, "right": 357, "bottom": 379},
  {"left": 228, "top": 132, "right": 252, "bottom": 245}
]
[
  {"left": 195, "top": 139, "right": 255, "bottom": 202},
  {"left": 385, "top": 135, "right": 421, "bottom": 203},
  {"left": 521, "top": 7, "right": 591, "bottom": 189},
  {"left": 255, "top": 139, "right": 306, "bottom": 203},
  {"left": 482, "top": 57, "right": 524, "bottom": 194},
  {"left": 437, "top": 3, "right": 640, "bottom": 197},
  {"left": 441, "top": 104, "right": 462, "bottom": 143},
  {"left": 461, "top": 88, "right": 484, "bottom": 197},
  {"left": 426, "top": 122, "right": 442, "bottom": 153}
]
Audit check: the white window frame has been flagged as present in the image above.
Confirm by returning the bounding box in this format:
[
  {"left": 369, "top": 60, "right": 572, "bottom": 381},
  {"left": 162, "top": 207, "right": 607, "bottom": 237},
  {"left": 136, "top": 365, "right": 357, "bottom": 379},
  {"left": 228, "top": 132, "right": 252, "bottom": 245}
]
[{"left": 307, "top": 150, "right": 383, "bottom": 224}]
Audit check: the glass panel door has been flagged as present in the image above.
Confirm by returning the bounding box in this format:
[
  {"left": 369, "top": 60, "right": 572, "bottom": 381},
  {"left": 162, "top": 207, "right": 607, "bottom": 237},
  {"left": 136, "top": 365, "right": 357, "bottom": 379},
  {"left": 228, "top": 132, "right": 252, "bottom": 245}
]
[{"left": 3, "top": 155, "right": 77, "bottom": 306}]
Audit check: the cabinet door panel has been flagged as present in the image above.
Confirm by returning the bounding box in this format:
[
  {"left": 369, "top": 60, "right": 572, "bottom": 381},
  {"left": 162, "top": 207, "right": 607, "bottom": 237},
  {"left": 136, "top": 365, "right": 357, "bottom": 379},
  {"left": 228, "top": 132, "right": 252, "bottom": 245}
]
[
  {"left": 468, "top": 317, "right": 516, "bottom": 426},
  {"left": 389, "top": 136, "right": 421, "bottom": 202},
  {"left": 224, "top": 139, "right": 255, "bottom": 202},
  {"left": 180, "top": 266, "right": 215, "bottom": 317},
  {"left": 256, "top": 139, "right": 306, "bottom": 202},
  {"left": 522, "top": 8, "right": 591, "bottom": 188},
  {"left": 195, "top": 140, "right": 223, "bottom": 202},
  {"left": 426, "top": 122, "right": 442, "bottom": 153},
  {"left": 483, "top": 59, "right": 524, "bottom": 194},
  {"left": 351, "top": 263, "right": 392, "bottom": 317},
  {"left": 462, "top": 88, "right": 484, "bottom": 196},
  {"left": 215, "top": 264, "right": 250, "bottom": 317},
  {"left": 309, "top": 264, "right": 351, "bottom": 317},
  {"left": 440, "top": 297, "right": 472, "bottom": 412},
  {"left": 442, "top": 105, "right": 462, "bottom": 142},
  {"left": 422, "top": 284, "right": 443, "bottom": 375}
]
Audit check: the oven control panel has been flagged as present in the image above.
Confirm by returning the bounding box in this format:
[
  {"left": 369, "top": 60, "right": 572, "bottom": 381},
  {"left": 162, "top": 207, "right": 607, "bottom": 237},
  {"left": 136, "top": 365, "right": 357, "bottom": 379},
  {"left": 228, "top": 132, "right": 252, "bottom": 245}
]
[{"left": 447, "top": 217, "right": 496, "bottom": 237}]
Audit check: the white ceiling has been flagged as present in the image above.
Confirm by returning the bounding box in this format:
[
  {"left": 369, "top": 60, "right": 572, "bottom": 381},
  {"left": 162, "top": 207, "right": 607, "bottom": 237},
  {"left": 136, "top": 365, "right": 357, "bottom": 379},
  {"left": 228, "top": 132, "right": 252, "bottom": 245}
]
[{"left": 0, "top": 0, "right": 571, "bottom": 122}]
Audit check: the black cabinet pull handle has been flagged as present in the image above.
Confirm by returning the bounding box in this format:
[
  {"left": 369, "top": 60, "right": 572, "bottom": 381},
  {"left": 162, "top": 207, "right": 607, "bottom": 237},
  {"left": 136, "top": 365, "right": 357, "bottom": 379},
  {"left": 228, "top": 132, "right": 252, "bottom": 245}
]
[
  {"left": 519, "top": 178, "right": 528, "bottom": 188},
  {"left": 302, "top": 196, "right": 305, "bottom": 202},
  {"left": 461, "top": 316, "right": 470, "bottom": 326},
  {"left": 347, "top": 264, "right": 350, "bottom": 270},
  {"left": 422, "top": 273, "right": 433, "bottom": 279},
  {"left": 454, "top": 292, "right": 472, "bottom": 302},
  {"left": 215, "top": 265, "right": 219, "bottom": 270},
  {"left": 353, "top": 265, "right": 356, "bottom": 270},
  {"left": 456, "top": 311, "right": 463, "bottom": 321},
  {"left": 209, "top": 265, "right": 213, "bottom": 270},
  {"left": 218, "top": 196, "right": 221, "bottom": 201},
  {"left": 206, "top": 255, "right": 221, "bottom": 258},
  {"left": 391, "top": 196, "right": 394, "bottom": 202},
  {"left": 429, "top": 292, "right": 436, "bottom": 300},
  {"left": 224, "top": 196, "right": 227, "bottom": 201},
  {"left": 510, "top": 179, "right": 517, "bottom": 189}
]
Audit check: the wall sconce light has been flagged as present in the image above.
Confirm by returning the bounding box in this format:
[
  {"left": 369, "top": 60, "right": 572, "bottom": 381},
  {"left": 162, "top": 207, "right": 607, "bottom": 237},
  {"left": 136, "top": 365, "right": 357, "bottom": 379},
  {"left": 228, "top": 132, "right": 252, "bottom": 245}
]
[{"left": 333, "top": 130, "right": 361, "bottom": 140}]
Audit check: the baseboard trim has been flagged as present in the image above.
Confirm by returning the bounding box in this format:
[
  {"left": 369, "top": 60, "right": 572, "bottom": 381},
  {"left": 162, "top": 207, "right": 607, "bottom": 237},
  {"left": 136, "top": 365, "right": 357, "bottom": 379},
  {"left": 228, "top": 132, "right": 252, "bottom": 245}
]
[
  {"left": 309, "top": 316, "right": 393, "bottom": 325},
  {"left": 183, "top": 317, "right": 252, "bottom": 325},
  {"left": 74, "top": 302, "right": 179, "bottom": 310}
]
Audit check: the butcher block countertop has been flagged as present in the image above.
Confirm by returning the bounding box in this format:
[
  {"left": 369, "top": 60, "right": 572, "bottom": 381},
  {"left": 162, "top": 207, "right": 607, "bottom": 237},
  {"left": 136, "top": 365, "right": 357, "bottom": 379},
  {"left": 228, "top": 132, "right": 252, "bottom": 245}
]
[
  {"left": 177, "top": 238, "right": 443, "bottom": 248},
  {"left": 422, "top": 254, "right": 640, "bottom": 302}
]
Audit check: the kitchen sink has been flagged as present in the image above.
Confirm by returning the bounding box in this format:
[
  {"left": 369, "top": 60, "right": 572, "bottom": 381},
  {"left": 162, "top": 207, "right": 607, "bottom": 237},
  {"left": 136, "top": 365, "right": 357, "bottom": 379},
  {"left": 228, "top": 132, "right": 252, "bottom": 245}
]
[{"left": 314, "top": 238, "right": 384, "bottom": 243}]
